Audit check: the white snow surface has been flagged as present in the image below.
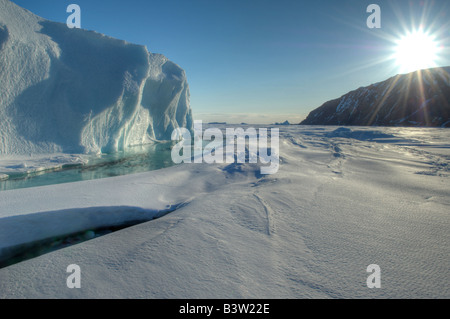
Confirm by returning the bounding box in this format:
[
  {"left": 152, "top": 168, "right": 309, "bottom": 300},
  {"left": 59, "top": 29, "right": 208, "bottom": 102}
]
[
  {"left": 0, "top": 0, "right": 193, "bottom": 156},
  {"left": 0, "top": 125, "right": 449, "bottom": 299}
]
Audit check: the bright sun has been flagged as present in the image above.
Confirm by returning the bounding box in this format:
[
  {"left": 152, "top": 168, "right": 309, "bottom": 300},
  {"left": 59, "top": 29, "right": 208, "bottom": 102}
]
[{"left": 393, "top": 29, "right": 441, "bottom": 73}]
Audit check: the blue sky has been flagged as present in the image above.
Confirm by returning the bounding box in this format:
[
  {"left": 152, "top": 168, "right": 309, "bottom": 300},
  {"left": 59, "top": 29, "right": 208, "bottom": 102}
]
[{"left": 10, "top": 0, "right": 450, "bottom": 123}]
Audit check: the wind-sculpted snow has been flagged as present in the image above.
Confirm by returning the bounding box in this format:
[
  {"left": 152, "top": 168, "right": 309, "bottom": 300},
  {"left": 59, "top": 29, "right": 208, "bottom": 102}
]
[
  {"left": 0, "top": 126, "right": 449, "bottom": 298},
  {"left": 0, "top": 0, "right": 193, "bottom": 155}
]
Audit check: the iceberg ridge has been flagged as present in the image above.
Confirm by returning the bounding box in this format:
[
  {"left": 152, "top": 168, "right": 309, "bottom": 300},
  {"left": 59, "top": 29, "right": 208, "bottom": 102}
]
[{"left": 0, "top": 0, "right": 193, "bottom": 155}]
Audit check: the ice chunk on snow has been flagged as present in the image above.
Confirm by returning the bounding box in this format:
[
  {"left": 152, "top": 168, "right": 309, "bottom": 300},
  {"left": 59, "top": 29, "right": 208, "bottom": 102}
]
[
  {"left": 326, "top": 127, "right": 396, "bottom": 140},
  {"left": 0, "top": 0, "right": 193, "bottom": 155}
]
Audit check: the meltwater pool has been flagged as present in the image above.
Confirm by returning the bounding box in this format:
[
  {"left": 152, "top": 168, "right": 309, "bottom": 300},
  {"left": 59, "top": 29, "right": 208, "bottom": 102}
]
[{"left": 0, "top": 142, "right": 177, "bottom": 191}]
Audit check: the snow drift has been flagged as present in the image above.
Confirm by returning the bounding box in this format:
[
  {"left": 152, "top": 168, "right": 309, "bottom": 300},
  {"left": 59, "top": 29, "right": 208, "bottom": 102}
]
[
  {"left": 0, "top": 125, "right": 449, "bottom": 298},
  {"left": 0, "top": 0, "right": 193, "bottom": 155}
]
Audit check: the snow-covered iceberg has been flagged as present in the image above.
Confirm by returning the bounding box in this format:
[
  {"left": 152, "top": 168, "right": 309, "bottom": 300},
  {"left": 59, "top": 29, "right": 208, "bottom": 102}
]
[{"left": 0, "top": 0, "right": 193, "bottom": 155}]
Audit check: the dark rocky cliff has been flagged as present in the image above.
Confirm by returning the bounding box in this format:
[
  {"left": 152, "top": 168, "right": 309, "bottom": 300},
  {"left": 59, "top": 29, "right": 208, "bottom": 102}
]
[{"left": 301, "top": 67, "right": 450, "bottom": 127}]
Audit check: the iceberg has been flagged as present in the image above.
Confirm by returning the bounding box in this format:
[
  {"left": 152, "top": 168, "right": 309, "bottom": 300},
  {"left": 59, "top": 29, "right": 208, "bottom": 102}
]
[{"left": 0, "top": 0, "right": 193, "bottom": 155}]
